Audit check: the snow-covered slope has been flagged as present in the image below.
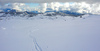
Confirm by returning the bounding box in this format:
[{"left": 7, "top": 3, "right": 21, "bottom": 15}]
[{"left": 0, "top": 15, "right": 100, "bottom": 51}]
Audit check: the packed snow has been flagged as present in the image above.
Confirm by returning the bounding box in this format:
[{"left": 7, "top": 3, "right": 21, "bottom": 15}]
[{"left": 0, "top": 15, "right": 100, "bottom": 51}]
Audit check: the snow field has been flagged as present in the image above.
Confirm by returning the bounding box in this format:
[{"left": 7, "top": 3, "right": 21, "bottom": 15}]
[{"left": 0, "top": 15, "right": 100, "bottom": 51}]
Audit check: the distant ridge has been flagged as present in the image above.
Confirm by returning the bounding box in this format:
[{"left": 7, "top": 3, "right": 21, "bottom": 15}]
[{"left": 0, "top": 8, "right": 85, "bottom": 17}]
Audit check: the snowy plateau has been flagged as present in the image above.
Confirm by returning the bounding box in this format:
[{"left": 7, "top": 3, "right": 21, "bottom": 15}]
[{"left": 0, "top": 13, "right": 100, "bottom": 51}]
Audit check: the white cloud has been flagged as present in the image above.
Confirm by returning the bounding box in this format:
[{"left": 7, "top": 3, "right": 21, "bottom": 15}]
[
  {"left": 0, "top": 2, "right": 100, "bottom": 14},
  {"left": 4, "top": 3, "right": 26, "bottom": 11}
]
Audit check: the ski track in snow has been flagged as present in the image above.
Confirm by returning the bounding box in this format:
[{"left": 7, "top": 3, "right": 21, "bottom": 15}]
[
  {"left": 29, "top": 29, "right": 42, "bottom": 51},
  {"left": 34, "top": 38, "right": 42, "bottom": 51},
  {"left": 29, "top": 35, "right": 42, "bottom": 51}
]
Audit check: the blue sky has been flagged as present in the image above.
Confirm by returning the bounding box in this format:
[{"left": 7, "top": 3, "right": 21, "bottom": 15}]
[
  {"left": 25, "top": 3, "right": 39, "bottom": 7},
  {"left": 25, "top": 2, "right": 74, "bottom": 7}
]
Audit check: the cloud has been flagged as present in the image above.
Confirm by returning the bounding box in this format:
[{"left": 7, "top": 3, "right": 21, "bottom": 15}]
[
  {"left": 0, "top": 0, "right": 100, "bottom": 5},
  {"left": 2, "top": 3, "right": 26, "bottom": 11},
  {"left": 1, "top": 2, "right": 100, "bottom": 14}
]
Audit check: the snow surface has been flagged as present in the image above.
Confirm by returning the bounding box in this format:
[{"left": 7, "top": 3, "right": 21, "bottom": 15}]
[{"left": 0, "top": 15, "right": 100, "bottom": 51}]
